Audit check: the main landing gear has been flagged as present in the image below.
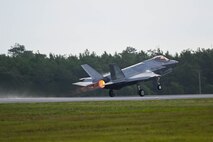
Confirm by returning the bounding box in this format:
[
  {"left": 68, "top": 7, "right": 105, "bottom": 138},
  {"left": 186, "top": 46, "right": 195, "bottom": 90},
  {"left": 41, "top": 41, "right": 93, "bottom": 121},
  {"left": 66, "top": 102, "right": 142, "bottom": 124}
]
[
  {"left": 137, "top": 84, "right": 145, "bottom": 97},
  {"left": 109, "top": 78, "right": 162, "bottom": 97},
  {"left": 109, "top": 89, "right": 115, "bottom": 97},
  {"left": 137, "top": 77, "right": 162, "bottom": 97}
]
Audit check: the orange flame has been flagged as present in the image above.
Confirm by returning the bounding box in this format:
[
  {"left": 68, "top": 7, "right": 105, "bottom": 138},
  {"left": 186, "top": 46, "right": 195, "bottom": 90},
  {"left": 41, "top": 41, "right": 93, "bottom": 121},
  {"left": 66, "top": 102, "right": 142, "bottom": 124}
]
[{"left": 98, "top": 80, "right": 105, "bottom": 88}]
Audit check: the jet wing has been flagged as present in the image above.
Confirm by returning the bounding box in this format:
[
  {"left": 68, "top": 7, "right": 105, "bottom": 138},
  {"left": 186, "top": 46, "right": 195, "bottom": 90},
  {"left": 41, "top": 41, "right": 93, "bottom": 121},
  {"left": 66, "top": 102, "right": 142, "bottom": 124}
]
[
  {"left": 127, "top": 71, "right": 160, "bottom": 82},
  {"left": 105, "top": 71, "right": 160, "bottom": 86}
]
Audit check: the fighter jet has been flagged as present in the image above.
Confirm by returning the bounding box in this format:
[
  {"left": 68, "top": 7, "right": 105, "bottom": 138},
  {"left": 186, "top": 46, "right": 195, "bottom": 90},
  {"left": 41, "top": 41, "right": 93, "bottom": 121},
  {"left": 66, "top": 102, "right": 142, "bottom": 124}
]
[{"left": 73, "top": 55, "right": 178, "bottom": 97}]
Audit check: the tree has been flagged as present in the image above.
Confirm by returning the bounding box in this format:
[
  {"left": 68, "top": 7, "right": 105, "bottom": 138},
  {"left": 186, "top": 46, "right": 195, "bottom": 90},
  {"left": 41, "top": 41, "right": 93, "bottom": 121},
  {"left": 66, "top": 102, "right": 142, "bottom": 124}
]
[
  {"left": 1, "top": 44, "right": 213, "bottom": 96},
  {"left": 8, "top": 43, "right": 26, "bottom": 57}
]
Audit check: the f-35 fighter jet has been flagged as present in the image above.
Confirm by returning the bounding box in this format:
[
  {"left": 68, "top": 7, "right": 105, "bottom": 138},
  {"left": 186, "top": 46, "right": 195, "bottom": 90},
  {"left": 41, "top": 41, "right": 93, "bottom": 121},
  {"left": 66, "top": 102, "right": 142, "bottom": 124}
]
[{"left": 73, "top": 55, "right": 178, "bottom": 97}]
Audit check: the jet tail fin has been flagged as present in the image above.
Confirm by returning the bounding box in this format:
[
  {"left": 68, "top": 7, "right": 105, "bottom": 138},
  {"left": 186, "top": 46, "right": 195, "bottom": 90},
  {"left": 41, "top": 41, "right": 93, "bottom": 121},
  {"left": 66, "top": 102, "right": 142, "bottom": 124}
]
[
  {"left": 109, "top": 64, "right": 125, "bottom": 81},
  {"left": 81, "top": 64, "right": 103, "bottom": 82}
]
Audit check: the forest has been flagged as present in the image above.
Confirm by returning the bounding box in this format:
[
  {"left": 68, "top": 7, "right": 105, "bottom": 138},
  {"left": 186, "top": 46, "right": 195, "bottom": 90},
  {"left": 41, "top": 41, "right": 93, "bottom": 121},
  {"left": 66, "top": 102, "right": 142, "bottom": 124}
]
[{"left": 0, "top": 43, "right": 213, "bottom": 97}]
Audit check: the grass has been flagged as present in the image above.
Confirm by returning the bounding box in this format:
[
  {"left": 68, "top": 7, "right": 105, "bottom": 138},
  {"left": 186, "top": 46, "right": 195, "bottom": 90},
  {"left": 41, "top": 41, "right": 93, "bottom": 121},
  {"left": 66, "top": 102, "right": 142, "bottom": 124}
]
[{"left": 0, "top": 99, "right": 212, "bottom": 142}]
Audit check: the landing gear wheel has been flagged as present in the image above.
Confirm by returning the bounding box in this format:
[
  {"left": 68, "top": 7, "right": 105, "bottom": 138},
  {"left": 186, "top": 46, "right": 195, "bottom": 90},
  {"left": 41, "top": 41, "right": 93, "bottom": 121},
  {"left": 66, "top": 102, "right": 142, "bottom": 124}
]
[
  {"left": 137, "top": 84, "right": 145, "bottom": 97},
  {"left": 109, "top": 90, "right": 115, "bottom": 97},
  {"left": 138, "top": 89, "right": 145, "bottom": 97},
  {"left": 156, "top": 77, "right": 162, "bottom": 91},
  {"left": 157, "top": 84, "right": 162, "bottom": 90}
]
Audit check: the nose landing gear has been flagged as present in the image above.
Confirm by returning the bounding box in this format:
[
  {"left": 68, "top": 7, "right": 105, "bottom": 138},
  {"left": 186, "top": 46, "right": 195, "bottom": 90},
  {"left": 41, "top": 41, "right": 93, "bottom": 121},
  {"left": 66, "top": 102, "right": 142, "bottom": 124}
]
[
  {"left": 157, "top": 84, "right": 162, "bottom": 90},
  {"left": 156, "top": 77, "right": 162, "bottom": 91}
]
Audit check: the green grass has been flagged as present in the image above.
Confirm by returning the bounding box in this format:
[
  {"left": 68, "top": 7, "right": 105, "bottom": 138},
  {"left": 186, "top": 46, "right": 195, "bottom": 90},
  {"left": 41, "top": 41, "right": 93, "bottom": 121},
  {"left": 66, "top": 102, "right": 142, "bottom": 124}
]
[{"left": 0, "top": 99, "right": 213, "bottom": 142}]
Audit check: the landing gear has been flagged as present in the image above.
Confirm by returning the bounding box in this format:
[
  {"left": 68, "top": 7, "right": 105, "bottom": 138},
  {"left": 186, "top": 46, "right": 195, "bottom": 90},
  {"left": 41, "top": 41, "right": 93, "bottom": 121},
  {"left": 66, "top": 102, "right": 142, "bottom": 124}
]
[
  {"left": 157, "top": 84, "right": 162, "bottom": 90},
  {"left": 138, "top": 89, "right": 145, "bottom": 97},
  {"left": 137, "top": 85, "right": 145, "bottom": 97},
  {"left": 109, "top": 89, "right": 115, "bottom": 97},
  {"left": 156, "top": 77, "right": 162, "bottom": 90}
]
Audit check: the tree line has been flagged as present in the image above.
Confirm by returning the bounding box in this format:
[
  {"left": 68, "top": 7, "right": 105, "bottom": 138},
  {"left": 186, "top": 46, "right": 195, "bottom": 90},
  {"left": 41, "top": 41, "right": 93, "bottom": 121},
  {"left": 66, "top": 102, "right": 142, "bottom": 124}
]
[{"left": 0, "top": 43, "right": 212, "bottom": 97}]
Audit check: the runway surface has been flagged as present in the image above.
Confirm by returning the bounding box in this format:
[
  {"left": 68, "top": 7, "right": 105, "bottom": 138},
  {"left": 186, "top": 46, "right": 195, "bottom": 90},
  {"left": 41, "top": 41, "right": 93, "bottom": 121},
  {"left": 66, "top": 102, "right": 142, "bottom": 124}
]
[{"left": 0, "top": 94, "right": 212, "bottom": 103}]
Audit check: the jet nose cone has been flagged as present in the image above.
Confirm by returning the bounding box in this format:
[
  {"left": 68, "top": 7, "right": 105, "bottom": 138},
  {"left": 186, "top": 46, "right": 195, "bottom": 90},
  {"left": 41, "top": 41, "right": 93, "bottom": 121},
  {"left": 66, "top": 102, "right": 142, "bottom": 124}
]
[
  {"left": 165, "top": 59, "right": 178, "bottom": 67},
  {"left": 171, "top": 60, "right": 179, "bottom": 67}
]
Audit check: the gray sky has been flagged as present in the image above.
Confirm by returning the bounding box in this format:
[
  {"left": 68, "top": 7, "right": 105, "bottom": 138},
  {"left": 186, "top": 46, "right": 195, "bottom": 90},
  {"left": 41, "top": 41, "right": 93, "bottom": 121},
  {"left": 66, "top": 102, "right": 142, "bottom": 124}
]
[{"left": 0, "top": 0, "right": 213, "bottom": 56}]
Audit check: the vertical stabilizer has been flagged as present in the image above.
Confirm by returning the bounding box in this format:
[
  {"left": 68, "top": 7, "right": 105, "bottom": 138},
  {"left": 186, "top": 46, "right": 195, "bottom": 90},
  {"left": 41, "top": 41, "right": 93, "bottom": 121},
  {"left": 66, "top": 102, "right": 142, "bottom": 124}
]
[{"left": 109, "top": 64, "right": 125, "bottom": 81}]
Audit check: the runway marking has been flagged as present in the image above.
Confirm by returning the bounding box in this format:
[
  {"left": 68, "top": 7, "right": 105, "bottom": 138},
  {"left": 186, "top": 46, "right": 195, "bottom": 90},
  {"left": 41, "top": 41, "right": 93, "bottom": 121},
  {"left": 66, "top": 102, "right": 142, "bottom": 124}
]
[{"left": 0, "top": 94, "right": 213, "bottom": 103}]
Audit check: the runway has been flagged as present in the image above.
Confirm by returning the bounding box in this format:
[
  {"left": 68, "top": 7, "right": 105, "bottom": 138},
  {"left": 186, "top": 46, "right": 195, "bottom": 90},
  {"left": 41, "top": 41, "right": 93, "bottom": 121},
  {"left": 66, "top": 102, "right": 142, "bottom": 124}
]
[{"left": 0, "top": 94, "right": 212, "bottom": 103}]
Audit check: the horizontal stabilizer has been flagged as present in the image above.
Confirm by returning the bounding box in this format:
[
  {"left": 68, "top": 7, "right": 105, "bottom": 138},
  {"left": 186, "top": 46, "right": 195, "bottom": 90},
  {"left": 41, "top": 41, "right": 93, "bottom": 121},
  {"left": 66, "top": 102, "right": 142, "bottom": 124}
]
[
  {"left": 81, "top": 64, "right": 103, "bottom": 82},
  {"left": 72, "top": 81, "right": 93, "bottom": 87}
]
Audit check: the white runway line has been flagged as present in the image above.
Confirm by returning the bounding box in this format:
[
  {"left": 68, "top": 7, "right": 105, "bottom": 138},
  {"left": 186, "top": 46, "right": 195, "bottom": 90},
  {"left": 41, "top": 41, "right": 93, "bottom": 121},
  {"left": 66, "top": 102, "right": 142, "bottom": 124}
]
[{"left": 0, "top": 94, "right": 213, "bottom": 103}]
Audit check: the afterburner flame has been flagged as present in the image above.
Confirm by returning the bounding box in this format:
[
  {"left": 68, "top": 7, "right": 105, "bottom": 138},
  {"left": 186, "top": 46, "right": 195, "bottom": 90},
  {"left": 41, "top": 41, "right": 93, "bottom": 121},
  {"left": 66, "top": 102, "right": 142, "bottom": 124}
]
[{"left": 98, "top": 80, "right": 105, "bottom": 88}]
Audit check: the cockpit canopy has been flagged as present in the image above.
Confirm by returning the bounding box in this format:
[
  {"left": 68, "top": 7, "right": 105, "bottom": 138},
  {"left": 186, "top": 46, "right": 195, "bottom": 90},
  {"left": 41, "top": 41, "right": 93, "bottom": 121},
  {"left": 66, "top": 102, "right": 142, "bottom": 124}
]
[{"left": 153, "top": 55, "right": 169, "bottom": 62}]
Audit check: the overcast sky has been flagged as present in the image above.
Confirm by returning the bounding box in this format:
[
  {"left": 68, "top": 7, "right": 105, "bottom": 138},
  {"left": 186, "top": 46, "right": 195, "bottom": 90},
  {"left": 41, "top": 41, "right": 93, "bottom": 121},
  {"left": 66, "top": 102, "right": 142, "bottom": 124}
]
[{"left": 0, "top": 0, "right": 212, "bottom": 55}]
